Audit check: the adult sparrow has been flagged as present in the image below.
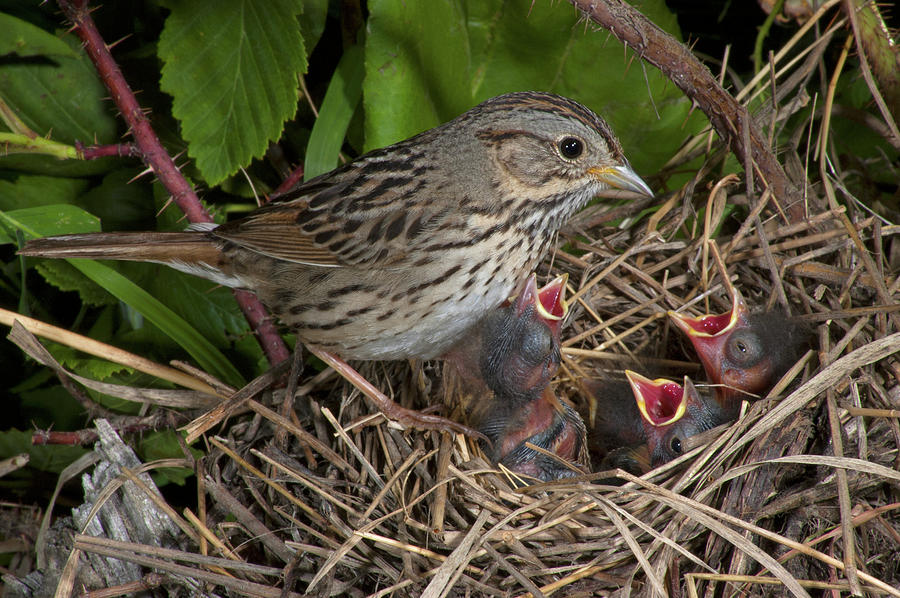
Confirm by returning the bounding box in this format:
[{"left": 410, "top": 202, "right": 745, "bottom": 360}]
[{"left": 20, "top": 92, "right": 651, "bottom": 362}]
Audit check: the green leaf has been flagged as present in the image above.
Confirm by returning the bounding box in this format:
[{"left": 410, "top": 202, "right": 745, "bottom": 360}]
[
  {"left": 0, "top": 204, "right": 100, "bottom": 244},
  {"left": 0, "top": 13, "right": 77, "bottom": 58},
  {"left": 304, "top": 44, "right": 365, "bottom": 179},
  {"left": 363, "top": 0, "right": 472, "bottom": 150},
  {"left": 70, "top": 262, "right": 245, "bottom": 388},
  {"left": 0, "top": 175, "right": 90, "bottom": 212},
  {"left": 0, "top": 204, "right": 245, "bottom": 387},
  {"left": 363, "top": 0, "right": 705, "bottom": 176},
  {"left": 298, "top": 0, "right": 329, "bottom": 57},
  {"left": 0, "top": 37, "right": 117, "bottom": 144},
  {"left": 19, "top": 386, "right": 85, "bottom": 430},
  {"left": 35, "top": 261, "right": 114, "bottom": 306},
  {"left": 78, "top": 169, "right": 157, "bottom": 232},
  {"left": 143, "top": 269, "right": 250, "bottom": 350},
  {"left": 0, "top": 429, "right": 87, "bottom": 474},
  {"left": 466, "top": 0, "right": 702, "bottom": 175},
  {"left": 140, "top": 430, "right": 200, "bottom": 486},
  {"left": 158, "top": 0, "right": 307, "bottom": 185},
  {"left": 41, "top": 343, "right": 132, "bottom": 382}
]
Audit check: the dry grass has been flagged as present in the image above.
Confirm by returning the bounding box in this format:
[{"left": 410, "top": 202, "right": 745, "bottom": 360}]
[{"left": 3, "top": 4, "right": 899, "bottom": 597}]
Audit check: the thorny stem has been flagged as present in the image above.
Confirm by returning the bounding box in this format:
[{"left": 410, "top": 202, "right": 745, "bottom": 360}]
[
  {"left": 568, "top": 0, "right": 805, "bottom": 223},
  {"left": 56, "top": 0, "right": 289, "bottom": 366},
  {"left": 75, "top": 141, "right": 140, "bottom": 160}
]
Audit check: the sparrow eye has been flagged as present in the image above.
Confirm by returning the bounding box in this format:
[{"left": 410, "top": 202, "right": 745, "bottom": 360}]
[
  {"left": 670, "top": 436, "right": 683, "bottom": 455},
  {"left": 558, "top": 136, "right": 584, "bottom": 160}
]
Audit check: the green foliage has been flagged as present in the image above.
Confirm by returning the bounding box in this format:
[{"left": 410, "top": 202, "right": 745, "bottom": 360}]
[
  {"left": 0, "top": 12, "right": 76, "bottom": 58},
  {"left": 3, "top": 0, "right": 891, "bottom": 491},
  {"left": 139, "top": 431, "right": 200, "bottom": 486},
  {"left": 0, "top": 15, "right": 117, "bottom": 176},
  {"left": 0, "top": 429, "right": 88, "bottom": 474},
  {"left": 157, "top": 0, "right": 308, "bottom": 185},
  {"left": 364, "top": 0, "right": 702, "bottom": 174},
  {"left": 0, "top": 175, "right": 89, "bottom": 212},
  {"left": 364, "top": 0, "right": 473, "bottom": 150},
  {"left": 304, "top": 44, "right": 365, "bottom": 179},
  {"left": 0, "top": 0, "right": 702, "bottom": 489}
]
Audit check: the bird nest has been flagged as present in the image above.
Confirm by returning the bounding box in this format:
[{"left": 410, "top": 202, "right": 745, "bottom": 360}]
[
  {"left": 5, "top": 10, "right": 900, "bottom": 598},
  {"left": 9, "top": 185, "right": 898, "bottom": 597}
]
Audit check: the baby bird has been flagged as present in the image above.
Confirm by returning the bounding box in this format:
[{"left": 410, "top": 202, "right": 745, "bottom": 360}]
[
  {"left": 584, "top": 371, "right": 729, "bottom": 471},
  {"left": 668, "top": 277, "right": 810, "bottom": 416},
  {"left": 457, "top": 274, "right": 588, "bottom": 482}
]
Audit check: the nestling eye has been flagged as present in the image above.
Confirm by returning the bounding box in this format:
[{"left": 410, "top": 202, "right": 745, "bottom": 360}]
[
  {"left": 725, "top": 330, "right": 762, "bottom": 366},
  {"left": 670, "top": 436, "right": 683, "bottom": 455},
  {"left": 520, "top": 324, "right": 552, "bottom": 366},
  {"left": 557, "top": 137, "right": 584, "bottom": 160}
]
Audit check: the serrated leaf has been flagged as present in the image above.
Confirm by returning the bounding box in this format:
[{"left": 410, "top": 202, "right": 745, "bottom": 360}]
[
  {"left": 0, "top": 13, "right": 77, "bottom": 58},
  {"left": 158, "top": 0, "right": 307, "bottom": 185},
  {"left": 35, "top": 260, "right": 114, "bottom": 306},
  {"left": 0, "top": 175, "right": 90, "bottom": 212},
  {"left": 304, "top": 45, "right": 364, "bottom": 179},
  {"left": 363, "top": 0, "right": 472, "bottom": 150},
  {"left": 0, "top": 203, "right": 100, "bottom": 244},
  {"left": 39, "top": 343, "right": 132, "bottom": 381}
]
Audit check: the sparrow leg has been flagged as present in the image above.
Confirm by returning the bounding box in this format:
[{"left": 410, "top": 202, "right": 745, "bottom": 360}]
[{"left": 311, "top": 346, "right": 486, "bottom": 440}]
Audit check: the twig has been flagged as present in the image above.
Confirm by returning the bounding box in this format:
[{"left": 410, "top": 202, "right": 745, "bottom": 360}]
[
  {"left": 55, "top": 0, "right": 289, "bottom": 366},
  {"left": 567, "top": 0, "right": 804, "bottom": 223}
]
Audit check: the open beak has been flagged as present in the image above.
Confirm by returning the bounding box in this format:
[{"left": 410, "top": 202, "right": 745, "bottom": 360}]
[
  {"left": 667, "top": 278, "right": 750, "bottom": 381},
  {"left": 512, "top": 273, "right": 569, "bottom": 335},
  {"left": 668, "top": 277, "right": 749, "bottom": 339},
  {"left": 536, "top": 274, "right": 568, "bottom": 335},
  {"left": 625, "top": 370, "right": 687, "bottom": 427},
  {"left": 589, "top": 163, "right": 653, "bottom": 197}
]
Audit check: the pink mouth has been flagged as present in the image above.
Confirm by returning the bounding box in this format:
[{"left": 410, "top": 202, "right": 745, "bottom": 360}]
[
  {"left": 625, "top": 371, "right": 687, "bottom": 427},
  {"left": 681, "top": 311, "right": 733, "bottom": 335},
  {"left": 537, "top": 275, "right": 568, "bottom": 320}
]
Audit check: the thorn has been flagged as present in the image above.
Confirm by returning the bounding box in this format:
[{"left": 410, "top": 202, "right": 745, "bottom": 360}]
[
  {"left": 127, "top": 165, "right": 155, "bottom": 184},
  {"left": 155, "top": 197, "right": 176, "bottom": 219},
  {"left": 106, "top": 33, "right": 132, "bottom": 50}
]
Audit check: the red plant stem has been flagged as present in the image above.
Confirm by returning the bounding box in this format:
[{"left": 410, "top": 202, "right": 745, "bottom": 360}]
[
  {"left": 32, "top": 423, "right": 151, "bottom": 445},
  {"left": 568, "top": 0, "right": 805, "bottom": 223},
  {"left": 274, "top": 164, "right": 305, "bottom": 196},
  {"left": 56, "top": 0, "right": 289, "bottom": 366},
  {"left": 75, "top": 141, "right": 140, "bottom": 159}
]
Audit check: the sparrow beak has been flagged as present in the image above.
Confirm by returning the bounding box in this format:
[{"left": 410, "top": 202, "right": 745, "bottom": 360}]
[
  {"left": 625, "top": 370, "right": 687, "bottom": 427},
  {"left": 589, "top": 163, "right": 653, "bottom": 197},
  {"left": 667, "top": 280, "right": 751, "bottom": 386}
]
